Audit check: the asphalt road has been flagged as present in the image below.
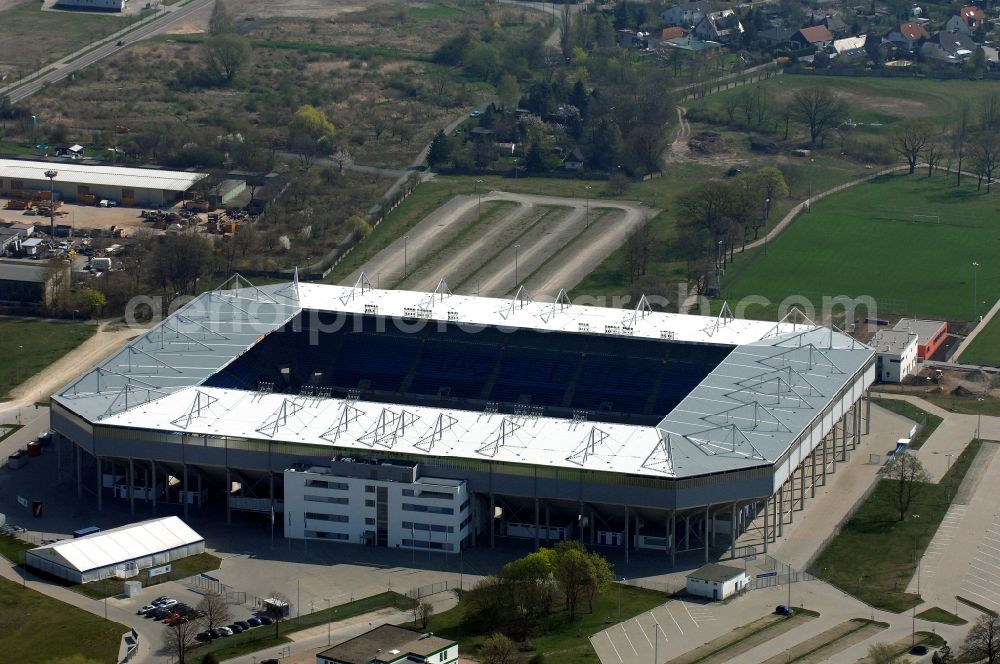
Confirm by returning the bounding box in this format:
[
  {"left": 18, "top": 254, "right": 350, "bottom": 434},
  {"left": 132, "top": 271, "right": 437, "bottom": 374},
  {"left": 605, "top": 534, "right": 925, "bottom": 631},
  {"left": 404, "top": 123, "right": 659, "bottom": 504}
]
[{"left": 3, "top": 0, "right": 213, "bottom": 104}]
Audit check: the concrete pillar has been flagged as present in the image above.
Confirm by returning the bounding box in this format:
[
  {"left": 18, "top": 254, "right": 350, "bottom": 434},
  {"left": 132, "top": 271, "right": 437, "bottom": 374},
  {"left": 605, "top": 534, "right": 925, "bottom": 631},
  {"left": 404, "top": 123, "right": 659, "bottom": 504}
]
[
  {"left": 855, "top": 403, "right": 862, "bottom": 447},
  {"left": 226, "top": 468, "right": 232, "bottom": 525},
  {"left": 763, "top": 498, "right": 769, "bottom": 553},
  {"left": 144, "top": 467, "right": 150, "bottom": 512},
  {"left": 151, "top": 460, "right": 157, "bottom": 516},
  {"left": 683, "top": 514, "right": 690, "bottom": 549},
  {"left": 75, "top": 445, "right": 82, "bottom": 499},
  {"left": 624, "top": 506, "right": 630, "bottom": 566},
  {"left": 183, "top": 463, "right": 189, "bottom": 519},
  {"left": 545, "top": 505, "right": 551, "bottom": 545},
  {"left": 590, "top": 509, "right": 596, "bottom": 546},
  {"left": 811, "top": 446, "right": 816, "bottom": 498},
  {"left": 670, "top": 512, "right": 676, "bottom": 566},
  {"left": 96, "top": 457, "right": 103, "bottom": 511},
  {"left": 533, "top": 497, "right": 540, "bottom": 550},
  {"left": 777, "top": 486, "right": 783, "bottom": 537},
  {"left": 730, "top": 503, "right": 737, "bottom": 559},
  {"left": 865, "top": 394, "right": 871, "bottom": 434},
  {"left": 704, "top": 505, "right": 710, "bottom": 563},
  {"left": 842, "top": 410, "right": 848, "bottom": 461},
  {"left": 197, "top": 472, "right": 202, "bottom": 509},
  {"left": 489, "top": 493, "right": 495, "bottom": 548},
  {"left": 831, "top": 429, "right": 837, "bottom": 473},
  {"left": 128, "top": 458, "right": 135, "bottom": 515}
]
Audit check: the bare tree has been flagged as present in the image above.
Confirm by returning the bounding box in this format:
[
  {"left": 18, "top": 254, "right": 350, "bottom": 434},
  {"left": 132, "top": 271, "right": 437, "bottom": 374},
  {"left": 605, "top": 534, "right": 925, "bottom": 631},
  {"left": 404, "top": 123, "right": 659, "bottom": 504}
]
[
  {"left": 890, "top": 120, "right": 930, "bottom": 174},
  {"left": 197, "top": 592, "right": 231, "bottom": 632},
  {"left": 981, "top": 92, "right": 1000, "bottom": 132},
  {"left": 866, "top": 642, "right": 896, "bottom": 664},
  {"left": 163, "top": 618, "right": 199, "bottom": 664},
  {"left": 209, "top": 0, "right": 234, "bottom": 35},
  {"left": 954, "top": 103, "right": 970, "bottom": 186},
  {"left": 264, "top": 591, "right": 291, "bottom": 639},
  {"left": 207, "top": 34, "right": 251, "bottom": 84},
  {"left": 962, "top": 614, "right": 1000, "bottom": 664},
  {"left": 789, "top": 88, "right": 849, "bottom": 147},
  {"left": 970, "top": 132, "right": 1000, "bottom": 193},
  {"left": 925, "top": 141, "right": 943, "bottom": 177},
  {"left": 412, "top": 601, "right": 433, "bottom": 630},
  {"left": 882, "top": 451, "right": 930, "bottom": 522}
]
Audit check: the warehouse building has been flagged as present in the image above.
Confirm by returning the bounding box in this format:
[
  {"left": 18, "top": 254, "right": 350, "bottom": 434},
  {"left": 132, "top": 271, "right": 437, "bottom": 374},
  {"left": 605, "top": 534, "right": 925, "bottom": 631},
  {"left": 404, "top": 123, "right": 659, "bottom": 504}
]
[
  {"left": 0, "top": 259, "right": 68, "bottom": 307},
  {"left": 0, "top": 159, "right": 207, "bottom": 207},
  {"left": 25, "top": 516, "right": 204, "bottom": 583},
  {"left": 892, "top": 318, "right": 948, "bottom": 360},
  {"left": 55, "top": 0, "right": 127, "bottom": 12},
  {"left": 685, "top": 563, "right": 749, "bottom": 600},
  {"left": 50, "top": 277, "right": 876, "bottom": 563}
]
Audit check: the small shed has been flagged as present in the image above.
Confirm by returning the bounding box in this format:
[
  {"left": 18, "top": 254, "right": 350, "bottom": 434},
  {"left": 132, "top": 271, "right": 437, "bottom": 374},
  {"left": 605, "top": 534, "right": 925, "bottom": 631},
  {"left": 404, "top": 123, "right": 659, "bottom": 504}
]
[
  {"left": 208, "top": 179, "right": 247, "bottom": 207},
  {"left": 686, "top": 563, "right": 749, "bottom": 600}
]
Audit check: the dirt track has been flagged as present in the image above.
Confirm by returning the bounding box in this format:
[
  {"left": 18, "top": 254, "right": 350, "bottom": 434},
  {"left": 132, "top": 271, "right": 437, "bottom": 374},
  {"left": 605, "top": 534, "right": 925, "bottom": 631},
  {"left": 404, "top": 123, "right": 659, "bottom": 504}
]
[{"left": 345, "top": 191, "right": 657, "bottom": 298}]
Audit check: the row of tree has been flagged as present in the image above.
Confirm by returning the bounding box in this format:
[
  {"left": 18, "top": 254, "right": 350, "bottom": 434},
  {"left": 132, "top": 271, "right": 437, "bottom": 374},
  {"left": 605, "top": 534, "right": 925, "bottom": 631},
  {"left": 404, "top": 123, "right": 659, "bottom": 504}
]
[{"left": 467, "top": 541, "right": 613, "bottom": 640}]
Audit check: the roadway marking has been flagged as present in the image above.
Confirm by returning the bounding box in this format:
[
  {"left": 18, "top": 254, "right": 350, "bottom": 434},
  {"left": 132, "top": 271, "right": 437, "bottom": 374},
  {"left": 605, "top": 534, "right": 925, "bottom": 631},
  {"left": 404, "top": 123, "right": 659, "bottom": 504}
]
[
  {"left": 603, "top": 632, "right": 623, "bottom": 663},
  {"left": 620, "top": 623, "right": 638, "bottom": 656},
  {"left": 653, "top": 617, "right": 668, "bottom": 643},
  {"left": 664, "top": 604, "right": 685, "bottom": 636},
  {"left": 681, "top": 602, "right": 701, "bottom": 628},
  {"left": 634, "top": 618, "right": 652, "bottom": 648}
]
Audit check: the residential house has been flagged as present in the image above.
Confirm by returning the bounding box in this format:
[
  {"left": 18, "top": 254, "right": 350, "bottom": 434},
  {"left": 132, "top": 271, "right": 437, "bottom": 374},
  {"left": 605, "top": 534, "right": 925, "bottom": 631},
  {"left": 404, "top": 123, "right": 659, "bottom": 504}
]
[
  {"left": 617, "top": 29, "right": 649, "bottom": 49},
  {"left": 791, "top": 25, "right": 834, "bottom": 49},
  {"left": 865, "top": 33, "right": 895, "bottom": 61},
  {"left": 821, "top": 15, "right": 850, "bottom": 37},
  {"left": 653, "top": 26, "right": 688, "bottom": 42},
  {"left": 663, "top": 36, "right": 723, "bottom": 53},
  {"left": 661, "top": 1, "right": 711, "bottom": 27},
  {"left": 921, "top": 30, "right": 981, "bottom": 63},
  {"left": 758, "top": 26, "right": 796, "bottom": 48},
  {"left": 316, "top": 625, "right": 458, "bottom": 664},
  {"left": 945, "top": 14, "right": 974, "bottom": 35},
  {"left": 693, "top": 10, "right": 744, "bottom": 44},
  {"left": 960, "top": 5, "right": 986, "bottom": 30},
  {"left": 832, "top": 35, "right": 868, "bottom": 59},
  {"left": 563, "top": 147, "right": 584, "bottom": 171},
  {"left": 887, "top": 22, "right": 930, "bottom": 51}
]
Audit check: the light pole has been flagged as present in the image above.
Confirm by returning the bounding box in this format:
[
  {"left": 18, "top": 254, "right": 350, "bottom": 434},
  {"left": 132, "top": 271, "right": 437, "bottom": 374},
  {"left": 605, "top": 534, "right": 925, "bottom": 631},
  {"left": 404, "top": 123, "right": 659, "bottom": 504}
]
[
  {"left": 44, "top": 170, "right": 57, "bottom": 239},
  {"left": 716, "top": 239, "right": 724, "bottom": 279},
  {"left": 403, "top": 235, "right": 409, "bottom": 278},
  {"left": 476, "top": 179, "right": 483, "bottom": 219},
  {"left": 763, "top": 197, "right": 771, "bottom": 255},
  {"left": 972, "top": 261, "right": 980, "bottom": 321},
  {"left": 514, "top": 243, "right": 520, "bottom": 289},
  {"left": 978, "top": 396, "right": 985, "bottom": 440},
  {"left": 946, "top": 453, "right": 953, "bottom": 502},
  {"left": 585, "top": 185, "right": 592, "bottom": 229}
]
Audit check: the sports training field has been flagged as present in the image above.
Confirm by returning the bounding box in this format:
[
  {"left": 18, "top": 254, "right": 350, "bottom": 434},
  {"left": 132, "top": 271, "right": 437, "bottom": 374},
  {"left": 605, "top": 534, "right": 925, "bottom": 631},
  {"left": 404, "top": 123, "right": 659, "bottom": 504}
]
[{"left": 721, "top": 174, "right": 1000, "bottom": 322}]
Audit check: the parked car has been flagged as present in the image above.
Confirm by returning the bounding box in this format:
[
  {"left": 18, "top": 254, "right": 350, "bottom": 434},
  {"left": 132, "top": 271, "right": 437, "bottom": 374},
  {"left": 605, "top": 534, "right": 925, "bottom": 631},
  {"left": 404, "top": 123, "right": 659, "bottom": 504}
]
[
  {"left": 233, "top": 620, "right": 250, "bottom": 630},
  {"left": 158, "top": 599, "right": 178, "bottom": 608},
  {"left": 246, "top": 616, "right": 262, "bottom": 627},
  {"left": 195, "top": 631, "right": 212, "bottom": 642},
  {"left": 775, "top": 605, "right": 794, "bottom": 616},
  {"left": 909, "top": 645, "right": 929, "bottom": 656},
  {"left": 210, "top": 628, "right": 226, "bottom": 639},
  {"left": 217, "top": 627, "right": 233, "bottom": 637},
  {"left": 152, "top": 596, "right": 170, "bottom": 604},
  {"left": 261, "top": 660, "right": 279, "bottom": 664},
  {"left": 137, "top": 604, "right": 156, "bottom": 614},
  {"left": 256, "top": 615, "right": 273, "bottom": 625},
  {"left": 228, "top": 623, "right": 244, "bottom": 634}
]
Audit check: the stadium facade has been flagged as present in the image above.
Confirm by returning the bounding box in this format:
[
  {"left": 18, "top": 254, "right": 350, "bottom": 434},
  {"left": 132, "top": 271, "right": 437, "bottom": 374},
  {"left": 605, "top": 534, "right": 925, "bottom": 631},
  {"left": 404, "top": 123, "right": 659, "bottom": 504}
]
[{"left": 50, "top": 277, "right": 876, "bottom": 562}]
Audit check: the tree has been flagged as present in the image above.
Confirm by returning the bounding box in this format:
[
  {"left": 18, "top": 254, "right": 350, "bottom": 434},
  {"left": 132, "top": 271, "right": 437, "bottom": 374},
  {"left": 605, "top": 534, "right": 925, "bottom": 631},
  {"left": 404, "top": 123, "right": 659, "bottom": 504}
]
[
  {"left": 954, "top": 103, "right": 970, "bottom": 186},
  {"left": 890, "top": 120, "right": 931, "bottom": 174},
  {"left": 45, "top": 658, "right": 102, "bottom": 664},
  {"left": 200, "top": 654, "right": 220, "bottom": 664},
  {"left": 789, "top": 88, "right": 848, "bottom": 147},
  {"left": 412, "top": 600, "right": 433, "bottom": 630},
  {"left": 149, "top": 232, "right": 215, "bottom": 296},
  {"left": 197, "top": 592, "right": 231, "bottom": 633},
  {"left": 289, "top": 105, "right": 336, "bottom": 156},
  {"left": 207, "top": 34, "right": 251, "bottom": 83},
  {"left": 427, "top": 129, "right": 452, "bottom": 167},
  {"left": 164, "top": 618, "right": 199, "bottom": 664},
  {"left": 970, "top": 132, "right": 1000, "bottom": 193},
  {"left": 480, "top": 633, "right": 520, "bottom": 664},
  {"left": 552, "top": 541, "right": 591, "bottom": 620},
  {"left": 497, "top": 74, "right": 520, "bottom": 110},
  {"left": 866, "top": 642, "right": 897, "bottom": 664},
  {"left": 881, "top": 451, "right": 930, "bottom": 522},
  {"left": 925, "top": 141, "right": 943, "bottom": 177},
  {"left": 933, "top": 645, "right": 954, "bottom": 663},
  {"left": 962, "top": 614, "right": 1000, "bottom": 664},
  {"left": 264, "top": 592, "right": 291, "bottom": 639},
  {"left": 209, "top": 0, "right": 233, "bottom": 35}
]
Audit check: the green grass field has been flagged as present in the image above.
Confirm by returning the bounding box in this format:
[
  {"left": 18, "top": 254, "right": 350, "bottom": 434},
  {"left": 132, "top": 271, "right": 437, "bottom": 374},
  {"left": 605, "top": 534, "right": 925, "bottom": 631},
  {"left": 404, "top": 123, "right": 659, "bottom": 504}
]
[
  {"left": 0, "top": 0, "right": 126, "bottom": 70},
  {"left": 0, "top": 319, "right": 94, "bottom": 399},
  {"left": 810, "top": 439, "right": 982, "bottom": 612},
  {"left": 0, "top": 575, "right": 125, "bottom": 662},
  {"left": 720, "top": 174, "right": 1000, "bottom": 322},
  {"left": 418, "top": 584, "right": 669, "bottom": 663},
  {"left": 686, "top": 75, "right": 1000, "bottom": 129},
  {"left": 869, "top": 399, "right": 942, "bottom": 451},
  {"left": 961, "top": 314, "right": 1000, "bottom": 367},
  {"left": 73, "top": 553, "right": 221, "bottom": 599}
]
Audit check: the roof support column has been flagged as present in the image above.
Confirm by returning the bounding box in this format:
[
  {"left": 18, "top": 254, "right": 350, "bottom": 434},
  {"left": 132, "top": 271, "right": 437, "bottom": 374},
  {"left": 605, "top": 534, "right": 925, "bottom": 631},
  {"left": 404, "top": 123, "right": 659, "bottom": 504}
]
[
  {"left": 704, "top": 505, "right": 710, "bottom": 563},
  {"left": 730, "top": 502, "right": 737, "bottom": 559},
  {"left": 811, "top": 443, "right": 816, "bottom": 498},
  {"left": 777, "top": 484, "right": 783, "bottom": 537},
  {"left": 865, "top": 392, "right": 871, "bottom": 435},
  {"left": 545, "top": 504, "right": 551, "bottom": 546},
  {"left": 183, "top": 463, "right": 189, "bottom": 520},
  {"left": 670, "top": 511, "right": 676, "bottom": 566},
  {"left": 830, "top": 426, "right": 837, "bottom": 474},
  {"left": 533, "top": 497, "right": 540, "bottom": 550},
  {"left": 197, "top": 472, "right": 202, "bottom": 509},
  {"left": 624, "top": 505, "right": 630, "bottom": 566},
  {"left": 75, "top": 444, "right": 82, "bottom": 499},
  {"left": 489, "top": 493, "right": 495, "bottom": 549},
  {"left": 762, "top": 497, "right": 769, "bottom": 553},
  {"left": 590, "top": 508, "right": 595, "bottom": 546},
  {"left": 144, "top": 466, "right": 150, "bottom": 514},
  {"left": 855, "top": 401, "right": 862, "bottom": 447},
  {"left": 128, "top": 457, "right": 135, "bottom": 515},
  {"left": 226, "top": 467, "right": 232, "bottom": 525},
  {"left": 841, "top": 409, "right": 848, "bottom": 462},
  {"left": 96, "top": 456, "right": 103, "bottom": 512},
  {"left": 151, "top": 460, "right": 157, "bottom": 516}
]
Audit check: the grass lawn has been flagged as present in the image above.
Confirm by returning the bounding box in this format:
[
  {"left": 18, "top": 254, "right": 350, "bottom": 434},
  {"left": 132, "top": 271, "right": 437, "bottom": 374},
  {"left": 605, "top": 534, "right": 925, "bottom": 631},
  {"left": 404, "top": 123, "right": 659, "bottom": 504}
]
[
  {"left": 961, "top": 314, "right": 1000, "bottom": 368},
  {"left": 720, "top": 173, "right": 1000, "bottom": 322},
  {"left": 869, "top": 398, "right": 943, "bottom": 451},
  {"left": 809, "top": 439, "right": 983, "bottom": 612},
  {"left": 417, "top": 584, "right": 669, "bottom": 663},
  {"left": 195, "top": 591, "right": 417, "bottom": 661},
  {"left": 0, "top": 533, "right": 34, "bottom": 564},
  {"left": 73, "top": 552, "right": 221, "bottom": 600},
  {"left": 0, "top": 1, "right": 124, "bottom": 70},
  {"left": 0, "top": 319, "right": 94, "bottom": 399},
  {"left": 0, "top": 575, "right": 125, "bottom": 662},
  {"left": 922, "top": 394, "right": 1000, "bottom": 417},
  {"left": 916, "top": 606, "right": 967, "bottom": 625},
  {"left": 957, "top": 595, "right": 998, "bottom": 616}
]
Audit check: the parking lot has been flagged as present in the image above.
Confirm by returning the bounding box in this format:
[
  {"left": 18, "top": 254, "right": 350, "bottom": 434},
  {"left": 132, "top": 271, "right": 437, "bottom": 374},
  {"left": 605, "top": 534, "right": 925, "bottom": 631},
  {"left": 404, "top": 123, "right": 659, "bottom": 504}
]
[{"left": 591, "top": 598, "right": 717, "bottom": 664}]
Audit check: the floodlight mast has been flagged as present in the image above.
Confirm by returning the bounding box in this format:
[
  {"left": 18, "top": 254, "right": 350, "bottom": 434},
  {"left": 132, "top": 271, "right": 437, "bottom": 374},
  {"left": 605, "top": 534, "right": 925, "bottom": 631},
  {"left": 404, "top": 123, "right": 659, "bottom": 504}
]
[{"left": 44, "top": 170, "right": 58, "bottom": 239}]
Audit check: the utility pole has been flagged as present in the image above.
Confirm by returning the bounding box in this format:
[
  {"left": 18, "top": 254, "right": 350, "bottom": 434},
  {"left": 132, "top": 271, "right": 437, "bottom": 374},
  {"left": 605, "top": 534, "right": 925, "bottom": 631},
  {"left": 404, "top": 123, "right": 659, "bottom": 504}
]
[
  {"left": 972, "top": 261, "right": 980, "bottom": 321},
  {"left": 514, "top": 244, "right": 520, "bottom": 289}
]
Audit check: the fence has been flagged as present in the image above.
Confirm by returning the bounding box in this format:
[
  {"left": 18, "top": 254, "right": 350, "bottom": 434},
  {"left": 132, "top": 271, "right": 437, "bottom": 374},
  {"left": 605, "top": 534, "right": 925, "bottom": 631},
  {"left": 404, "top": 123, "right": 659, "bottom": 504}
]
[{"left": 405, "top": 578, "right": 477, "bottom": 600}]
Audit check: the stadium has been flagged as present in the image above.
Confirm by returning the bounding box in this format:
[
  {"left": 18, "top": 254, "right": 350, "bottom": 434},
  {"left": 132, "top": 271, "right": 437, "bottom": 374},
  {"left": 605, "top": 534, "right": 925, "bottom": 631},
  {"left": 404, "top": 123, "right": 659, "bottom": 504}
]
[{"left": 50, "top": 276, "right": 876, "bottom": 563}]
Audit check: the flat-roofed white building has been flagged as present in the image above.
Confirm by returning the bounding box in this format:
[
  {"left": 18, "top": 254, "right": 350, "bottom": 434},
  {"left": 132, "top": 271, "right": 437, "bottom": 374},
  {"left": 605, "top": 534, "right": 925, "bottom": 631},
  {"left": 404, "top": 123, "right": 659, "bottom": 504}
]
[
  {"left": 25, "top": 516, "right": 204, "bottom": 583},
  {"left": 284, "top": 459, "right": 473, "bottom": 552},
  {"left": 0, "top": 158, "right": 206, "bottom": 207},
  {"left": 55, "top": 0, "right": 127, "bottom": 12},
  {"left": 686, "top": 563, "right": 749, "bottom": 600},
  {"left": 870, "top": 329, "right": 918, "bottom": 383}
]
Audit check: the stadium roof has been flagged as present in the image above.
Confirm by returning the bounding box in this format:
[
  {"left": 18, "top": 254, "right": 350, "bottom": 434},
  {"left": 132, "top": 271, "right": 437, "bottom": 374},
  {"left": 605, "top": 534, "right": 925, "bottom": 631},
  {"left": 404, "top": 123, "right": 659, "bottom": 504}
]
[
  {"left": 53, "top": 277, "right": 875, "bottom": 479},
  {"left": 0, "top": 158, "right": 207, "bottom": 192},
  {"left": 25, "top": 516, "right": 203, "bottom": 573}
]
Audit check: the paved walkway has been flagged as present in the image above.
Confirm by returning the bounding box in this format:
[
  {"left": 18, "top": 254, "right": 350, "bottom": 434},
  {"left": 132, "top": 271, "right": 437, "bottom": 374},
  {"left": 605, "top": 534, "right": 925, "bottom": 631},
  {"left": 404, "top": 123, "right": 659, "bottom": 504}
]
[{"left": 952, "top": 296, "right": 1000, "bottom": 363}]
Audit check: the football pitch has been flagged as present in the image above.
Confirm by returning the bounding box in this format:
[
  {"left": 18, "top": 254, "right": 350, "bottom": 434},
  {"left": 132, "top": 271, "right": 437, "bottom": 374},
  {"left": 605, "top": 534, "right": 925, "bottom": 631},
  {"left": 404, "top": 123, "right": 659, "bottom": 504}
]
[{"left": 720, "top": 174, "right": 1000, "bottom": 322}]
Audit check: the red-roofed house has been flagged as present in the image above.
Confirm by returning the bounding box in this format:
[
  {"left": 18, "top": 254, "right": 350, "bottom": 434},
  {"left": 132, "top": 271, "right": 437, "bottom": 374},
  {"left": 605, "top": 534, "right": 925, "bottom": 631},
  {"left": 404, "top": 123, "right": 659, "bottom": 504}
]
[
  {"left": 656, "top": 26, "right": 688, "bottom": 41},
  {"left": 888, "top": 22, "right": 930, "bottom": 51},
  {"left": 961, "top": 5, "right": 986, "bottom": 29},
  {"left": 791, "top": 25, "right": 834, "bottom": 49}
]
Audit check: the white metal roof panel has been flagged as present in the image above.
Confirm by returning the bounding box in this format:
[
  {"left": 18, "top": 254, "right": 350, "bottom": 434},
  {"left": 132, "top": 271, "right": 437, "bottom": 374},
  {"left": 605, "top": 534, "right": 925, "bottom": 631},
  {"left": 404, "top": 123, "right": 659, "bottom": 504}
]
[{"left": 0, "top": 158, "right": 207, "bottom": 192}]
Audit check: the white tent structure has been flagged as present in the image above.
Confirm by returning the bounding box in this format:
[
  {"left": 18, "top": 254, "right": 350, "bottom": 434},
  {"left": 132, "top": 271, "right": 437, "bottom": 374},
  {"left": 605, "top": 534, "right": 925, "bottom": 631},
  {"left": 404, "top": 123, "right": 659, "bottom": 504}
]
[{"left": 25, "top": 516, "right": 204, "bottom": 583}]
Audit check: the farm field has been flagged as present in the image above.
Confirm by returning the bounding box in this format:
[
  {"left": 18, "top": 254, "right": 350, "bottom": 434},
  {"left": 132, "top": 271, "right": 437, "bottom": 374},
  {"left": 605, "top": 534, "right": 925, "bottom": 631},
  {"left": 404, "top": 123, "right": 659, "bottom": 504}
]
[
  {"left": 0, "top": 319, "right": 94, "bottom": 399},
  {"left": 961, "top": 315, "right": 1000, "bottom": 368},
  {"left": 719, "top": 173, "right": 1000, "bottom": 322}
]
